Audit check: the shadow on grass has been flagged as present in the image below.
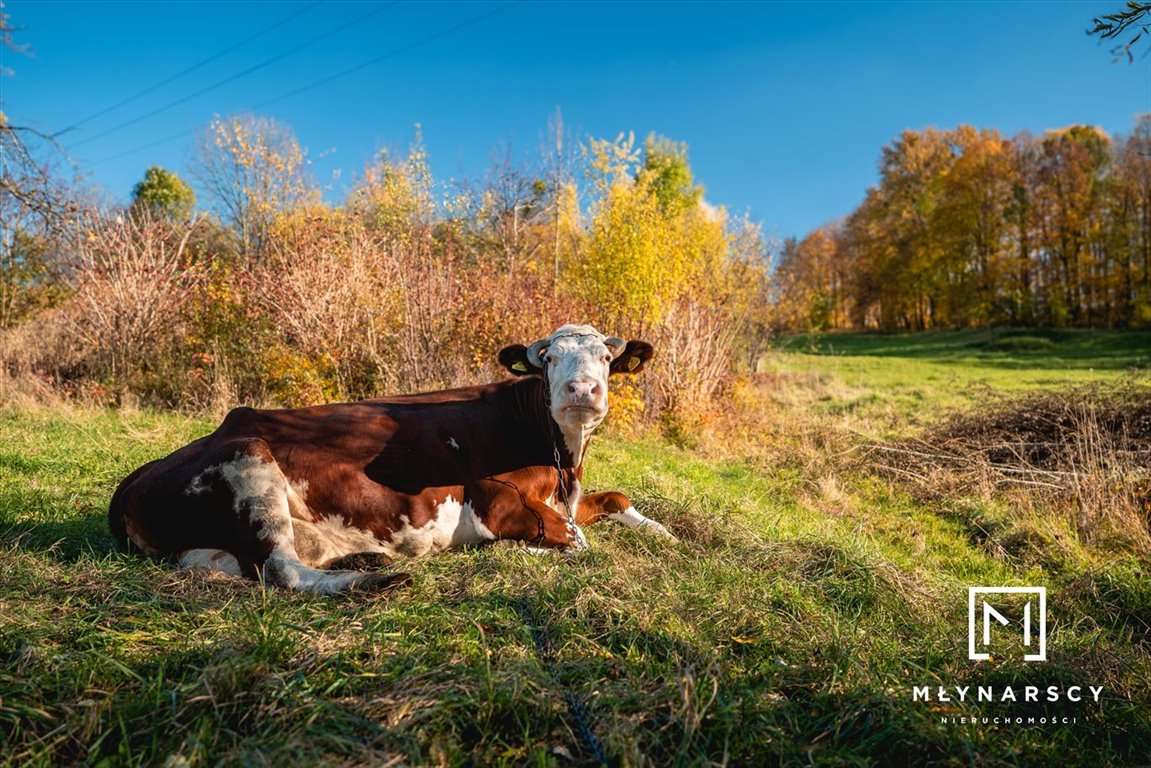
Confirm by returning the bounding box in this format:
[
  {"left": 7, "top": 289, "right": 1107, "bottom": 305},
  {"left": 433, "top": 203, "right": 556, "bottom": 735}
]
[{"left": 0, "top": 508, "right": 116, "bottom": 561}]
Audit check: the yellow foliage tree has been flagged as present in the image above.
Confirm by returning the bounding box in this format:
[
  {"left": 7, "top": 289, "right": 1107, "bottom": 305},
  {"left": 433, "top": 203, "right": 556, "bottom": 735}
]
[
  {"left": 191, "top": 113, "right": 317, "bottom": 258},
  {"left": 570, "top": 133, "right": 727, "bottom": 333}
]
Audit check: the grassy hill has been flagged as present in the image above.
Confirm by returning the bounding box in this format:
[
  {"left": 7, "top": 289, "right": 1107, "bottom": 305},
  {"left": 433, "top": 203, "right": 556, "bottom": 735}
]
[{"left": 1, "top": 331, "right": 1148, "bottom": 766}]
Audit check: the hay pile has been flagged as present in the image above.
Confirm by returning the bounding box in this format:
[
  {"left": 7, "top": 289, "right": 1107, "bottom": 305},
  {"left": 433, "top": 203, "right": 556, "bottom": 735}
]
[{"left": 869, "top": 380, "right": 1151, "bottom": 542}]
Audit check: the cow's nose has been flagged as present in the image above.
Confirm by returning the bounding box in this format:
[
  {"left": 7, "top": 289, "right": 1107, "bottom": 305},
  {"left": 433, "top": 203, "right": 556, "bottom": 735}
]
[{"left": 567, "top": 379, "right": 602, "bottom": 401}]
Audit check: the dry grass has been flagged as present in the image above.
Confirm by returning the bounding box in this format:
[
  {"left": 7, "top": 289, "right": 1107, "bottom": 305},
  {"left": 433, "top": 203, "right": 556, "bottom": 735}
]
[{"left": 868, "top": 379, "right": 1151, "bottom": 552}]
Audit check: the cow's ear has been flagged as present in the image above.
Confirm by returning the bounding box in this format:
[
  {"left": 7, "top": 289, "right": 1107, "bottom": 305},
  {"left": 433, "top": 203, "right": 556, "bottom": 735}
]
[
  {"left": 609, "top": 340, "right": 654, "bottom": 375},
  {"left": 498, "top": 344, "right": 541, "bottom": 376}
]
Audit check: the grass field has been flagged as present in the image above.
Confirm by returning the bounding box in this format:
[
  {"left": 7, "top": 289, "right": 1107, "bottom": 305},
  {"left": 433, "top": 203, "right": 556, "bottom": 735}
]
[{"left": 1, "top": 329, "right": 1149, "bottom": 766}]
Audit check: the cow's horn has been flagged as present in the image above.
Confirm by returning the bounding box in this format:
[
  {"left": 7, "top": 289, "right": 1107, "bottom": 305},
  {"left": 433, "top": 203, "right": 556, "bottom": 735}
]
[{"left": 526, "top": 338, "right": 550, "bottom": 368}]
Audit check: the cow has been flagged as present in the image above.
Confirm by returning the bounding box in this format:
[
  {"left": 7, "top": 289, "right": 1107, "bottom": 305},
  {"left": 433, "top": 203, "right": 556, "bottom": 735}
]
[{"left": 108, "top": 325, "right": 676, "bottom": 594}]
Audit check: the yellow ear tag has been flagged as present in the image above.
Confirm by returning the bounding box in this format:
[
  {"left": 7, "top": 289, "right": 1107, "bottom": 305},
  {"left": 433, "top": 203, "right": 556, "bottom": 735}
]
[
  {"left": 627, "top": 356, "right": 640, "bottom": 371},
  {"left": 511, "top": 361, "right": 528, "bottom": 373}
]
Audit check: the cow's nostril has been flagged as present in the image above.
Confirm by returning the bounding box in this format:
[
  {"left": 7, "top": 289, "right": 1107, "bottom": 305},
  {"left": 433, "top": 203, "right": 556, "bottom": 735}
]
[{"left": 566, "top": 380, "right": 601, "bottom": 400}]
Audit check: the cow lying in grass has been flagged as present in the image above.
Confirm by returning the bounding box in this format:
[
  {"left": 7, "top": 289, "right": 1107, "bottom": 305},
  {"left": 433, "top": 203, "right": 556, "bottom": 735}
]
[{"left": 108, "top": 325, "right": 676, "bottom": 593}]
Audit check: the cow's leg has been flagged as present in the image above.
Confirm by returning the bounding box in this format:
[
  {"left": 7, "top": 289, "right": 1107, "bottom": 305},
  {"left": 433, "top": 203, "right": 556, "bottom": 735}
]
[
  {"left": 189, "top": 439, "right": 410, "bottom": 594},
  {"left": 577, "top": 491, "right": 677, "bottom": 541},
  {"left": 476, "top": 481, "right": 588, "bottom": 551}
]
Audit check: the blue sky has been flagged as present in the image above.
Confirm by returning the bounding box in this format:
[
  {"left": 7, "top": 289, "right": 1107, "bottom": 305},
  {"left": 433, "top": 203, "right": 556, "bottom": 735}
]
[{"left": 2, "top": 0, "right": 1148, "bottom": 240}]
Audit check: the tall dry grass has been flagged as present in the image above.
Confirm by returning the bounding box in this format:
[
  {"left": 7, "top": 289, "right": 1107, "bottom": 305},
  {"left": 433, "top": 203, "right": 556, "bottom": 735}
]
[{"left": 869, "top": 382, "right": 1151, "bottom": 551}]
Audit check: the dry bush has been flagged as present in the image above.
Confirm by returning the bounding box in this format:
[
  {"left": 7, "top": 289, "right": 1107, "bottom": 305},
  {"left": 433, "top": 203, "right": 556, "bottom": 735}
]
[
  {"left": 253, "top": 209, "right": 406, "bottom": 400},
  {"left": 4, "top": 213, "right": 202, "bottom": 404},
  {"left": 448, "top": 269, "right": 574, "bottom": 380},
  {"left": 644, "top": 298, "right": 737, "bottom": 444},
  {"left": 869, "top": 380, "right": 1151, "bottom": 549},
  {"left": 391, "top": 239, "right": 462, "bottom": 392},
  {"left": 0, "top": 180, "right": 772, "bottom": 416},
  {"left": 251, "top": 208, "right": 577, "bottom": 401},
  {"left": 72, "top": 213, "right": 200, "bottom": 378}
]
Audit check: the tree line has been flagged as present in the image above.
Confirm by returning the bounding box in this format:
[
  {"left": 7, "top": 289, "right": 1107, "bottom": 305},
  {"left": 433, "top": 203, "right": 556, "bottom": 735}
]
[{"left": 772, "top": 117, "right": 1151, "bottom": 331}]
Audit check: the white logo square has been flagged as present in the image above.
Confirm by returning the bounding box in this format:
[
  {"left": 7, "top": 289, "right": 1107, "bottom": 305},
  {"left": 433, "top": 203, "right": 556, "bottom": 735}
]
[{"left": 968, "top": 586, "right": 1046, "bottom": 662}]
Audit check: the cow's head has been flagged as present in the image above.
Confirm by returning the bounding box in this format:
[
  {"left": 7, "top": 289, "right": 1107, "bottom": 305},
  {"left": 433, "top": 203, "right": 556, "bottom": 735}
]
[{"left": 499, "top": 324, "right": 654, "bottom": 451}]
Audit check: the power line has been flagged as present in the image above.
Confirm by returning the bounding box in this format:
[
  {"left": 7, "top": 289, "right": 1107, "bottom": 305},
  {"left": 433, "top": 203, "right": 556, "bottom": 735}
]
[
  {"left": 251, "top": 1, "right": 519, "bottom": 111},
  {"left": 88, "top": 2, "right": 519, "bottom": 168},
  {"left": 69, "top": 1, "right": 398, "bottom": 150},
  {"left": 52, "top": 2, "right": 322, "bottom": 139}
]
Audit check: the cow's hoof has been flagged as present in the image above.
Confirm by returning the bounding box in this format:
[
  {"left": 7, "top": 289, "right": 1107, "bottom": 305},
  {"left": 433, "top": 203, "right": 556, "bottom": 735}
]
[
  {"left": 327, "top": 552, "right": 395, "bottom": 571},
  {"left": 353, "top": 571, "right": 412, "bottom": 593}
]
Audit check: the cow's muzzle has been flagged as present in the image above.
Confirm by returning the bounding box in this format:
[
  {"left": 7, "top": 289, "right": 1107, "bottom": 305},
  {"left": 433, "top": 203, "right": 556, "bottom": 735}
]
[{"left": 564, "top": 378, "right": 604, "bottom": 409}]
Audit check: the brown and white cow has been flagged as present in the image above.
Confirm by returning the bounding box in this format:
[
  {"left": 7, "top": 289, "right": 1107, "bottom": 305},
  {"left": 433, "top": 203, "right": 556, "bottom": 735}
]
[{"left": 108, "top": 325, "right": 675, "bottom": 594}]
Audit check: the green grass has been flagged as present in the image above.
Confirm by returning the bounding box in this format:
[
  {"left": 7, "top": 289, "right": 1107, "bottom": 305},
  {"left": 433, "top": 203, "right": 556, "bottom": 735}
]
[
  {"left": 764, "top": 328, "right": 1151, "bottom": 432},
  {"left": 2, "top": 332, "right": 1150, "bottom": 766},
  {"left": 779, "top": 328, "right": 1151, "bottom": 370}
]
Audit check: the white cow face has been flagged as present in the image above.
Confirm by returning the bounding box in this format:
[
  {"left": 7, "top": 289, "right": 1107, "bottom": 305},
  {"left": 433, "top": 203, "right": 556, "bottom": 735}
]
[{"left": 499, "top": 324, "right": 654, "bottom": 457}]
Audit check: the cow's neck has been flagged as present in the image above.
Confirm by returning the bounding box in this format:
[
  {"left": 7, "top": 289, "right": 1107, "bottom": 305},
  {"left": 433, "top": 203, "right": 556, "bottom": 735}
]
[
  {"left": 510, "top": 376, "right": 587, "bottom": 471},
  {"left": 555, "top": 421, "right": 592, "bottom": 470}
]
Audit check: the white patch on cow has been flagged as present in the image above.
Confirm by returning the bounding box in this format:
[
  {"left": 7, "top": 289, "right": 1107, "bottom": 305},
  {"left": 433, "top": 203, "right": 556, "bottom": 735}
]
[
  {"left": 210, "top": 452, "right": 368, "bottom": 594},
  {"left": 185, "top": 469, "right": 212, "bottom": 496},
  {"left": 292, "top": 514, "right": 388, "bottom": 567},
  {"left": 284, "top": 477, "right": 311, "bottom": 520},
  {"left": 608, "top": 506, "right": 678, "bottom": 541},
  {"left": 447, "top": 437, "right": 460, "bottom": 451},
  {"left": 384, "top": 496, "right": 496, "bottom": 558},
  {"left": 544, "top": 478, "right": 582, "bottom": 521},
  {"left": 557, "top": 424, "right": 594, "bottom": 470},
  {"left": 263, "top": 553, "right": 371, "bottom": 595},
  {"left": 178, "top": 450, "right": 392, "bottom": 594},
  {"left": 566, "top": 478, "right": 582, "bottom": 520},
  {"left": 177, "top": 548, "right": 242, "bottom": 577},
  {"left": 288, "top": 478, "right": 309, "bottom": 501},
  {"left": 215, "top": 455, "right": 294, "bottom": 543}
]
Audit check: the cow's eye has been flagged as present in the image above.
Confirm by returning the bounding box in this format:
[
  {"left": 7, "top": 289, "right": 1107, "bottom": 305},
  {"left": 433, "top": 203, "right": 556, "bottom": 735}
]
[{"left": 545, "top": 354, "right": 555, "bottom": 364}]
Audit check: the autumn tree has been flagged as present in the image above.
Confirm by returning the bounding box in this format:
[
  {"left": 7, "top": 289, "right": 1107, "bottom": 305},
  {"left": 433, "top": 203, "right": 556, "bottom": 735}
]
[
  {"left": 1033, "top": 126, "right": 1112, "bottom": 324},
  {"left": 572, "top": 132, "right": 725, "bottom": 332},
  {"left": 932, "top": 127, "right": 1015, "bottom": 324},
  {"left": 641, "top": 133, "right": 703, "bottom": 214},
  {"left": 1112, "top": 114, "right": 1151, "bottom": 325},
  {"left": 771, "top": 225, "right": 849, "bottom": 331},
  {"left": 543, "top": 107, "right": 581, "bottom": 284},
  {"left": 856, "top": 128, "right": 955, "bottom": 329},
  {"left": 463, "top": 142, "right": 549, "bottom": 275},
  {"left": 724, "top": 215, "right": 775, "bottom": 371},
  {"left": 776, "top": 119, "right": 1149, "bottom": 332},
  {"left": 349, "top": 126, "right": 435, "bottom": 240},
  {"left": 191, "top": 113, "right": 316, "bottom": 257}
]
